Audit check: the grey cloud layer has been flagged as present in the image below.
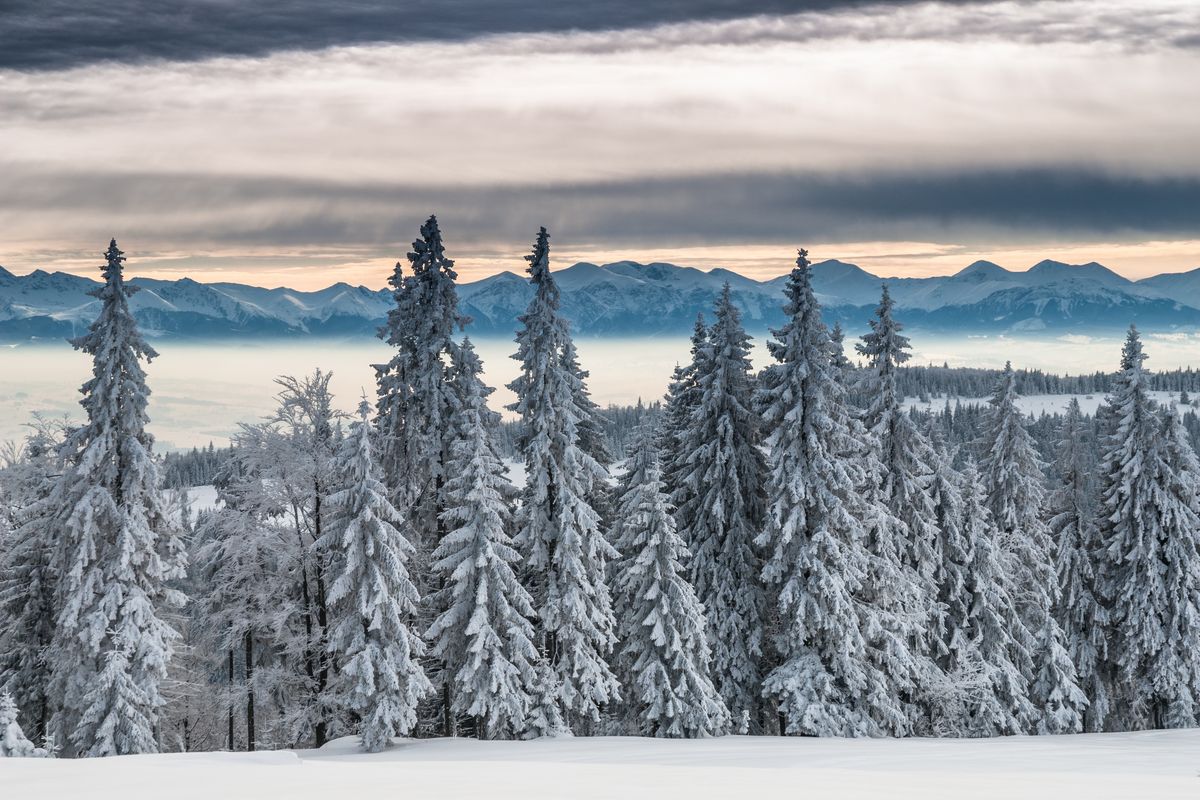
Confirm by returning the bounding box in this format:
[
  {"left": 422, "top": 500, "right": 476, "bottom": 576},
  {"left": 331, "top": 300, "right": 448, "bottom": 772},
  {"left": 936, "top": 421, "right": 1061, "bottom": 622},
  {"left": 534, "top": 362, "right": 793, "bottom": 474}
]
[
  {"left": 1, "top": 0, "right": 959, "bottom": 70},
  {"left": 5, "top": 0, "right": 1196, "bottom": 72},
  {"left": 5, "top": 167, "right": 1197, "bottom": 251},
  {"left": 2, "top": 0, "right": 1196, "bottom": 272}
]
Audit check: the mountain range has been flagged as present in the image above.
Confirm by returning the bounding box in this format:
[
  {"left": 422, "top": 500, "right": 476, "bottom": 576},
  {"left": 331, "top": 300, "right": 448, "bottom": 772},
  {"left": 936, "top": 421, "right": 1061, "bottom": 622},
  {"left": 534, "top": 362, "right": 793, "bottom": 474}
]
[{"left": 2, "top": 258, "right": 1200, "bottom": 342}]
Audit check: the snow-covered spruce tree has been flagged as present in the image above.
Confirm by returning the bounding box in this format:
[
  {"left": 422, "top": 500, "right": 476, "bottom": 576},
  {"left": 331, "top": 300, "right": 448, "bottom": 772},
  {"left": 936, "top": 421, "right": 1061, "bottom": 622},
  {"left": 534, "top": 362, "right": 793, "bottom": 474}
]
[
  {"left": 658, "top": 315, "right": 708, "bottom": 520},
  {"left": 855, "top": 286, "right": 943, "bottom": 721},
  {"left": 0, "top": 419, "right": 66, "bottom": 744},
  {"left": 374, "top": 214, "right": 467, "bottom": 547},
  {"left": 374, "top": 217, "right": 469, "bottom": 734},
  {"left": 612, "top": 429, "right": 729, "bottom": 738},
  {"left": 508, "top": 227, "right": 620, "bottom": 730},
  {"left": 46, "top": 240, "right": 186, "bottom": 757},
  {"left": 1097, "top": 328, "right": 1200, "bottom": 730},
  {"left": 979, "top": 361, "right": 1085, "bottom": 733},
  {"left": 428, "top": 339, "right": 538, "bottom": 740},
  {"left": 675, "top": 284, "right": 767, "bottom": 730},
  {"left": 757, "top": 251, "right": 922, "bottom": 737},
  {"left": 1, "top": 691, "right": 48, "bottom": 757},
  {"left": 1049, "top": 397, "right": 1109, "bottom": 731},
  {"left": 939, "top": 460, "right": 1038, "bottom": 737},
  {"left": 322, "top": 400, "right": 431, "bottom": 752}
]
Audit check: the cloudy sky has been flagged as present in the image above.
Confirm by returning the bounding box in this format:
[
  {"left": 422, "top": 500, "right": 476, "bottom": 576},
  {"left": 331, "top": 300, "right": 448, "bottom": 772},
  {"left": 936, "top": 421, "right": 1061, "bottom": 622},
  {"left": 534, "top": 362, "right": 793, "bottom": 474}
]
[{"left": 2, "top": 0, "right": 1199, "bottom": 288}]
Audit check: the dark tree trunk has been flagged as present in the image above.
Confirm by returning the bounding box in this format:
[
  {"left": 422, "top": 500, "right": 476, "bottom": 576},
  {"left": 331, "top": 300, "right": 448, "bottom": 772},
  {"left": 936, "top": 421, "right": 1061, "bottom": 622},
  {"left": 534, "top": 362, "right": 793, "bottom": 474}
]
[
  {"left": 227, "top": 647, "right": 236, "bottom": 751},
  {"left": 244, "top": 630, "right": 256, "bottom": 751},
  {"left": 312, "top": 487, "right": 331, "bottom": 749},
  {"left": 442, "top": 682, "right": 454, "bottom": 738}
]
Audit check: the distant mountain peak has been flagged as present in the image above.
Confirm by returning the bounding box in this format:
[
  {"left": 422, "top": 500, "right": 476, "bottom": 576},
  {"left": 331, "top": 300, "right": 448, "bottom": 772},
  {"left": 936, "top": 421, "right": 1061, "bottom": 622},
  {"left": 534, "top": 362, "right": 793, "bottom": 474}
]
[
  {"left": 813, "top": 258, "right": 874, "bottom": 275},
  {"left": 955, "top": 260, "right": 1010, "bottom": 278},
  {"left": 1027, "top": 259, "right": 1128, "bottom": 285}
]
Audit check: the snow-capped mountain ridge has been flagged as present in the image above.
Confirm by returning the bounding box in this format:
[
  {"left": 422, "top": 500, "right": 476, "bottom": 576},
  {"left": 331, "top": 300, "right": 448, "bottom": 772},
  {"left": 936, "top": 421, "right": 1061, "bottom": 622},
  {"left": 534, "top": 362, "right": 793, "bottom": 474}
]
[{"left": 0, "top": 258, "right": 1198, "bottom": 341}]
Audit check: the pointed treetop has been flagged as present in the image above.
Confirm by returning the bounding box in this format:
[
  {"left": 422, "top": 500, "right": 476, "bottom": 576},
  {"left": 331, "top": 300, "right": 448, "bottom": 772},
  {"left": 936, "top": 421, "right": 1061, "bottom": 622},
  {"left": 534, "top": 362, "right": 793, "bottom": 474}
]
[
  {"left": 1119, "top": 325, "right": 1145, "bottom": 372},
  {"left": 408, "top": 213, "right": 455, "bottom": 277},
  {"left": 102, "top": 238, "right": 126, "bottom": 283},
  {"left": 526, "top": 226, "right": 551, "bottom": 283},
  {"left": 796, "top": 248, "right": 810, "bottom": 270}
]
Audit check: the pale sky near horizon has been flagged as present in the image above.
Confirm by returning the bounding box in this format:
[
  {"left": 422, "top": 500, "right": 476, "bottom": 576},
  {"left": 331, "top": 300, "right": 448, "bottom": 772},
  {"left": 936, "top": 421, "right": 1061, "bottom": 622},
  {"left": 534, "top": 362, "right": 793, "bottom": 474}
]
[{"left": 2, "top": 0, "right": 1198, "bottom": 290}]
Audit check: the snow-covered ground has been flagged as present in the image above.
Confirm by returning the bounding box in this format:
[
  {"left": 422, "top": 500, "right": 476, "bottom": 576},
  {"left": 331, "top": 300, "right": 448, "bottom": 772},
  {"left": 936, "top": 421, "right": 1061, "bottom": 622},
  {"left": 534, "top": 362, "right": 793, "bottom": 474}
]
[
  {"left": 183, "top": 484, "right": 220, "bottom": 514},
  {"left": 5, "top": 731, "right": 1198, "bottom": 799},
  {"left": 905, "top": 390, "right": 1192, "bottom": 417}
]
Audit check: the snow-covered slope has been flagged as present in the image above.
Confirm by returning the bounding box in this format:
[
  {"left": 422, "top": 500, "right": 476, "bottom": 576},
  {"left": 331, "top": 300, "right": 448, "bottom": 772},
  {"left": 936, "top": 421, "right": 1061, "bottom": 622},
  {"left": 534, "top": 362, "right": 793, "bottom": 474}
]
[
  {"left": 2, "top": 258, "right": 1200, "bottom": 341},
  {"left": 4, "top": 731, "right": 1197, "bottom": 800}
]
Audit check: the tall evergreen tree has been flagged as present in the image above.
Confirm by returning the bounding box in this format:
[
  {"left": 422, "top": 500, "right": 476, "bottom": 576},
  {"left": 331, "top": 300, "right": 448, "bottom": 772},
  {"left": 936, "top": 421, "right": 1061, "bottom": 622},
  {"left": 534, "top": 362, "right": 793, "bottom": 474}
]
[
  {"left": 374, "top": 214, "right": 467, "bottom": 545},
  {"left": 47, "top": 240, "right": 186, "bottom": 756},
  {"left": 677, "top": 285, "right": 766, "bottom": 729},
  {"left": 373, "top": 216, "right": 468, "bottom": 734},
  {"left": 979, "top": 362, "right": 1085, "bottom": 733},
  {"left": 1049, "top": 397, "right": 1109, "bottom": 731},
  {"left": 612, "top": 430, "right": 729, "bottom": 738},
  {"left": 758, "top": 251, "right": 921, "bottom": 737},
  {"left": 428, "top": 339, "right": 538, "bottom": 740},
  {"left": 1097, "top": 328, "right": 1200, "bottom": 729},
  {"left": 323, "top": 402, "right": 432, "bottom": 752},
  {"left": 508, "top": 227, "right": 620, "bottom": 729},
  {"left": 856, "top": 286, "right": 943, "bottom": 723}
]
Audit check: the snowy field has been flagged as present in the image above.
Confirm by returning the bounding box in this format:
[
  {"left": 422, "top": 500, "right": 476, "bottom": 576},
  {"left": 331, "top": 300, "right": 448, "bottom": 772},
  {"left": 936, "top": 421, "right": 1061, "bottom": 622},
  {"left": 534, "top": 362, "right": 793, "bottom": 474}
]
[
  {"left": 5, "top": 731, "right": 1198, "bottom": 800},
  {"left": 905, "top": 390, "right": 1191, "bottom": 417}
]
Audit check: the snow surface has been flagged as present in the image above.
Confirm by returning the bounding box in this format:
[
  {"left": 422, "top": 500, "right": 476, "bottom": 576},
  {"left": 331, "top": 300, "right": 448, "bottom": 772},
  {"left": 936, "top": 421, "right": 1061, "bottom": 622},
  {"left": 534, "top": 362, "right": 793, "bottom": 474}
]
[
  {"left": 4, "top": 731, "right": 1198, "bottom": 799},
  {"left": 905, "top": 390, "right": 1191, "bottom": 418},
  {"left": 184, "top": 484, "right": 220, "bottom": 514}
]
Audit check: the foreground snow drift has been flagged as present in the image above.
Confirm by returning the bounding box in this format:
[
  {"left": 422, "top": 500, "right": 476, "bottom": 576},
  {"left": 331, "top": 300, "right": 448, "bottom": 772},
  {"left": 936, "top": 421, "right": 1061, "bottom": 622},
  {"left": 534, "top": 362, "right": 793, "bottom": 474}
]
[{"left": 5, "top": 731, "right": 1199, "bottom": 799}]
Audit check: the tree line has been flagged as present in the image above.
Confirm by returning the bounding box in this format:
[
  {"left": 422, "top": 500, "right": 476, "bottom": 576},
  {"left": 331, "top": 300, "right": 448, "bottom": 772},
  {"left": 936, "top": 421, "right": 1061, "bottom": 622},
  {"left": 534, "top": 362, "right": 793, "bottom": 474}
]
[{"left": 1, "top": 222, "right": 1198, "bottom": 758}]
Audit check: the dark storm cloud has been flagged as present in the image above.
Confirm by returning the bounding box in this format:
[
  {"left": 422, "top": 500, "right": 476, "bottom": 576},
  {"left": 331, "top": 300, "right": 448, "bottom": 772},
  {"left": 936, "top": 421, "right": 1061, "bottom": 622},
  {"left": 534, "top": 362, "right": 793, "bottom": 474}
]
[
  {"left": 5, "top": 166, "right": 1197, "bottom": 250},
  {"left": 1, "top": 0, "right": 988, "bottom": 71}
]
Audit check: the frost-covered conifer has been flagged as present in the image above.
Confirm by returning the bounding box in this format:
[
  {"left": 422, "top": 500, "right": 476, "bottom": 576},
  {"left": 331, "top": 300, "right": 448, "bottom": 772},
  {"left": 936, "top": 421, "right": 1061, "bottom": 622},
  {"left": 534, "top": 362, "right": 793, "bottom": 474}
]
[
  {"left": 612, "top": 430, "right": 729, "bottom": 738},
  {"left": 758, "top": 251, "right": 921, "bottom": 737},
  {"left": 980, "top": 362, "right": 1084, "bottom": 733},
  {"left": 72, "top": 644, "right": 157, "bottom": 758},
  {"left": 1, "top": 692, "right": 47, "bottom": 757},
  {"left": 428, "top": 339, "right": 538, "bottom": 740},
  {"left": 47, "top": 240, "right": 186, "bottom": 756},
  {"left": 324, "top": 401, "right": 431, "bottom": 752},
  {"left": 938, "top": 461, "right": 1037, "bottom": 736},
  {"left": 523, "top": 663, "right": 569, "bottom": 739},
  {"left": 659, "top": 315, "right": 708, "bottom": 518},
  {"left": 0, "top": 420, "right": 65, "bottom": 744},
  {"left": 676, "top": 285, "right": 766, "bottom": 728},
  {"left": 828, "top": 321, "right": 852, "bottom": 373},
  {"left": 508, "top": 227, "right": 619, "bottom": 728},
  {"left": 856, "top": 287, "right": 940, "bottom": 621},
  {"left": 1049, "top": 398, "right": 1108, "bottom": 731},
  {"left": 1097, "top": 328, "right": 1200, "bottom": 729},
  {"left": 856, "top": 287, "right": 944, "bottom": 727},
  {"left": 375, "top": 215, "right": 467, "bottom": 547}
]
